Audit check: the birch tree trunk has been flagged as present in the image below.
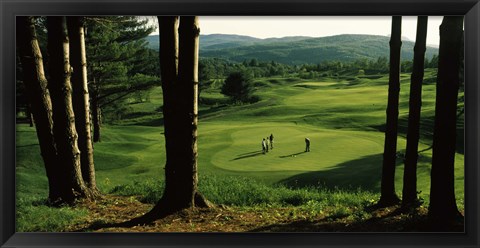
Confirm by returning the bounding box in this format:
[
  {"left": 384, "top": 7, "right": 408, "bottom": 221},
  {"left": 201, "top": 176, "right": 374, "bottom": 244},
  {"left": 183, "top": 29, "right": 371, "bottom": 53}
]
[{"left": 67, "top": 16, "right": 100, "bottom": 196}]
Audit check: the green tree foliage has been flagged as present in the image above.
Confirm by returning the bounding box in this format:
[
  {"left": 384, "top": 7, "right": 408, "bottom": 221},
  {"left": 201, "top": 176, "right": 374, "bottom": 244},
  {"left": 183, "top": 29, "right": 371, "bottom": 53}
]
[
  {"left": 401, "top": 60, "right": 413, "bottom": 73},
  {"left": 221, "top": 71, "right": 255, "bottom": 103},
  {"left": 85, "top": 16, "right": 159, "bottom": 123},
  {"left": 196, "top": 55, "right": 412, "bottom": 83},
  {"left": 425, "top": 54, "right": 439, "bottom": 68}
]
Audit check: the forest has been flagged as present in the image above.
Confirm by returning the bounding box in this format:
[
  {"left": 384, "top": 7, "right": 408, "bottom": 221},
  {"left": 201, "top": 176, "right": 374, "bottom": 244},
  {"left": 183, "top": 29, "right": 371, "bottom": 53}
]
[{"left": 16, "top": 16, "right": 464, "bottom": 232}]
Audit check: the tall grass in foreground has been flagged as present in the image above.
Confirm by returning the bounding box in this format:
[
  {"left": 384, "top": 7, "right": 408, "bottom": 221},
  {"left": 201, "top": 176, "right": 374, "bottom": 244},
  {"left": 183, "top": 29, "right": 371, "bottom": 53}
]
[
  {"left": 16, "top": 193, "right": 88, "bottom": 232},
  {"left": 111, "top": 174, "right": 378, "bottom": 208},
  {"left": 18, "top": 173, "right": 464, "bottom": 232},
  {"left": 110, "top": 174, "right": 382, "bottom": 223}
]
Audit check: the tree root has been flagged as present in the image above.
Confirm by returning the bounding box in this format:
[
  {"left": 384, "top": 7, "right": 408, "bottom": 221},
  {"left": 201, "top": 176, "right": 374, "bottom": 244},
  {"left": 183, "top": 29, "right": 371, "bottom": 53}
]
[
  {"left": 112, "top": 191, "right": 215, "bottom": 228},
  {"left": 377, "top": 195, "right": 401, "bottom": 208},
  {"left": 194, "top": 192, "right": 215, "bottom": 208}
]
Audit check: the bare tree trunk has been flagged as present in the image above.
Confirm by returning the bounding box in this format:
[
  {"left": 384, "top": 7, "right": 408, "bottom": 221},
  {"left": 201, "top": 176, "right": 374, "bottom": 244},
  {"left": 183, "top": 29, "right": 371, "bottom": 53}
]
[
  {"left": 379, "top": 16, "right": 402, "bottom": 207},
  {"left": 175, "top": 16, "right": 208, "bottom": 208},
  {"left": 402, "top": 16, "right": 428, "bottom": 208},
  {"left": 91, "top": 80, "right": 101, "bottom": 143},
  {"left": 47, "top": 16, "right": 92, "bottom": 203},
  {"left": 428, "top": 16, "right": 463, "bottom": 227},
  {"left": 67, "top": 16, "right": 100, "bottom": 196},
  {"left": 156, "top": 16, "right": 181, "bottom": 213},
  {"left": 129, "top": 16, "right": 211, "bottom": 224},
  {"left": 16, "top": 16, "right": 62, "bottom": 203},
  {"left": 26, "top": 104, "right": 34, "bottom": 127}
]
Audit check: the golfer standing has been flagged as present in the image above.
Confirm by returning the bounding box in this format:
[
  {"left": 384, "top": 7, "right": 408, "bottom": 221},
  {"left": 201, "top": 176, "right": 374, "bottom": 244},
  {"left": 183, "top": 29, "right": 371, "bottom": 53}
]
[{"left": 305, "top": 137, "right": 310, "bottom": 152}]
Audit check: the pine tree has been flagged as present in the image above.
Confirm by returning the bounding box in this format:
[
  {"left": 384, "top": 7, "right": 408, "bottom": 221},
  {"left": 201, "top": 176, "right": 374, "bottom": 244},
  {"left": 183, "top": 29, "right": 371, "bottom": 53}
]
[{"left": 85, "top": 16, "right": 158, "bottom": 141}]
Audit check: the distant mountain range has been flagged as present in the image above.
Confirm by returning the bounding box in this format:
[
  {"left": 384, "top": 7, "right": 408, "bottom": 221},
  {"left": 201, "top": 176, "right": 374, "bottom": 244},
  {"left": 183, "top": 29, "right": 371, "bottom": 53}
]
[{"left": 145, "top": 34, "right": 439, "bottom": 65}]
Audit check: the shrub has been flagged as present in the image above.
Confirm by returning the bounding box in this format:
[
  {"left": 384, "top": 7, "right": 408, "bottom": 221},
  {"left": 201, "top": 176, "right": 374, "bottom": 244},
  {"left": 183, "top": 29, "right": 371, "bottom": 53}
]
[{"left": 221, "top": 71, "right": 255, "bottom": 103}]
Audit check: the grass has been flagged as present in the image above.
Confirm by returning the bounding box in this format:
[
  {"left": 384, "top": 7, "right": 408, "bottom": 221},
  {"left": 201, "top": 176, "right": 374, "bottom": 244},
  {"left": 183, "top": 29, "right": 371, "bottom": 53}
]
[
  {"left": 15, "top": 68, "right": 465, "bottom": 231},
  {"left": 16, "top": 193, "right": 88, "bottom": 232},
  {"left": 110, "top": 174, "right": 378, "bottom": 208}
]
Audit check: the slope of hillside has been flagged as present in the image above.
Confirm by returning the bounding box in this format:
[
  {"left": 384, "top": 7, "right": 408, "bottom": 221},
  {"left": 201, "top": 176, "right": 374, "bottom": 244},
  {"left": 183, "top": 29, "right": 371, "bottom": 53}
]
[{"left": 145, "top": 34, "right": 438, "bottom": 65}]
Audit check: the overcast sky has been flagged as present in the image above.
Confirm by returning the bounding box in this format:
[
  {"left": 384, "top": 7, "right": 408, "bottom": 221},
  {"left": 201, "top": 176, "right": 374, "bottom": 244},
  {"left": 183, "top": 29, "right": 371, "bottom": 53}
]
[{"left": 150, "top": 16, "right": 444, "bottom": 47}]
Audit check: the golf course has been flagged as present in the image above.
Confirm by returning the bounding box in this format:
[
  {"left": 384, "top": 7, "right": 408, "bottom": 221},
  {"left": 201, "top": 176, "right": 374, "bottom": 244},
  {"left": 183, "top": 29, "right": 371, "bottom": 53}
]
[{"left": 15, "top": 67, "right": 465, "bottom": 232}]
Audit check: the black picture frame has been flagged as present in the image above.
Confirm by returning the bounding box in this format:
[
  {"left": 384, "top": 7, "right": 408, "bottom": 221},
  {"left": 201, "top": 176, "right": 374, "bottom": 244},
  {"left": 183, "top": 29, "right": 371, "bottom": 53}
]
[{"left": 1, "top": 0, "right": 479, "bottom": 247}]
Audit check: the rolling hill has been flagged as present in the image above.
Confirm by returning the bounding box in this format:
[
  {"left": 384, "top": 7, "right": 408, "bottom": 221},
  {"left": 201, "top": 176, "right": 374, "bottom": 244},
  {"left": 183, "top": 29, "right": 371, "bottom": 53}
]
[{"left": 145, "top": 34, "right": 439, "bottom": 65}]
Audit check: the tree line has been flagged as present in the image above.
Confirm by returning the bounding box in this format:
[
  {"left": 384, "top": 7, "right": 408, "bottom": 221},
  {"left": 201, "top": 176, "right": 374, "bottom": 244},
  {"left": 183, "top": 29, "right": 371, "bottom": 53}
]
[
  {"left": 17, "top": 15, "right": 464, "bottom": 229},
  {"left": 198, "top": 54, "right": 440, "bottom": 82}
]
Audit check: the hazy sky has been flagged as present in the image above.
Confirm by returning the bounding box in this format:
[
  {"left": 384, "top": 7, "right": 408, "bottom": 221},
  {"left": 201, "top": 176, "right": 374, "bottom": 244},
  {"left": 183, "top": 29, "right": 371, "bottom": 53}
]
[{"left": 150, "top": 16, "right": 443, "bottom": 46}]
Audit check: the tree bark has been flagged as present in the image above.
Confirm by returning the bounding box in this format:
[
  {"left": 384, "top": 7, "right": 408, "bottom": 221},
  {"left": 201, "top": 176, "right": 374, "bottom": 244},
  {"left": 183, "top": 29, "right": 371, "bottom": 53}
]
[
  {"left": 428, "top": 16, "right": 463, "bottom": 226},
  {"left": 91, "top": 80, "right": 101, "bottom": 143},
  {"left": 157, "top": 16, "right": 181, "bottom": 213},
  {"left": 379, "top": 16, "right": 402, "bottom": 207},
  {"left": 175, "top": 15, "right": 203, "bottom": 208},
  {"left": 402, "top": 16, "right": 428, "bottom": 208},
  {"left": 26, "top": 104, "right": 34, "bottom": 127},
  {"left": 67, "top": 16, "right": 100, "bottom": 196},
  {"left": 47, "top": 16, "right": 92, "bottom": 203},
  {"left": 16, "top": 16, "right": 62, "bottom": 203},
  {"left": 132, "top": 16, "right": 212, "bottom": 223}
]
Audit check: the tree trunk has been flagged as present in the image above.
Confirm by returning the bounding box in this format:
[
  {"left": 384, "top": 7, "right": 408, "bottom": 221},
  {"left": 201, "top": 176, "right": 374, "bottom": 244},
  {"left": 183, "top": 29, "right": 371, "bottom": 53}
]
[
  {"left": 132, "top": 16, "right": 211, "bottom": 223},
  {"left": 402, "top": 16, "right": 428, "bottom": 208},
  {"left": 91, "top": 81, "right": 101, "bottom": 143},
  {"left": 379, "top": 16, "right": 402, "bottom": 207},
  {"left": 67, "top": 16, "right": 100, "bottom": 196},
  {"left": 47, "top": 16, "right": 92, "bottom": 203},
  {"left": 157, "top": 16, "right": 181, "bottom": 213},
  {"left": 174, "top": 15, "right": 205, "bottom": 208},
  {"left": 16, "top": 16, "right": 62, "bottom": 203},
  {"left": 26, "top": 104, "right": 34, "bottom": 127},
  {"left": 428, "top": 16, "right": 463, "bottom": 226}
]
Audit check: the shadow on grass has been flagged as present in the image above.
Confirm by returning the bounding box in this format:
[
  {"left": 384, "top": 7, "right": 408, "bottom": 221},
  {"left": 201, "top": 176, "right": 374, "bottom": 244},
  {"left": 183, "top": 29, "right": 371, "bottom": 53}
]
[
  {"left": 249, "top": 205, "right": 465, "bottom": 232},
  {"left": 75, "top": 202, "right": 464, "bottom": 232},
  {"left": 121, "top": 111, "right": 156, "bottom": 120},
  {"left": 370, "top": 114, "right": 463, "bottom": 155},
  {"left": 16, "top": 143, "right": 39, "bottom": 148},
  {"left": 279, "top": 151, "right": 306, "bottom": 158},
  {"left": 15, "top": 127, "right": 36, "bottom": 132},
  {"left": 278, "top": 153, "right": 384, "bottom": 191},
  {"left": 198, "top": 104, "right": 229, "bottom": 118},
  {"left": 231, "top": 150, "right": 265, "bottom": 161},
  {"left": 123, "top": 117, "right": 164, "bottom": 126},
  {"left": 237, "top": 150, "right": 263, "bottom": 156}
]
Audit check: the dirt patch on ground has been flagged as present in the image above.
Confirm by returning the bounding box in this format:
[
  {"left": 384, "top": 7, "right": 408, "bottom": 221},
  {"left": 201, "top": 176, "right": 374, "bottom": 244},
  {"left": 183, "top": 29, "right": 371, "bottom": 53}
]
[{"left": 65, "top": 195, "right": 464, "bottom": 232}]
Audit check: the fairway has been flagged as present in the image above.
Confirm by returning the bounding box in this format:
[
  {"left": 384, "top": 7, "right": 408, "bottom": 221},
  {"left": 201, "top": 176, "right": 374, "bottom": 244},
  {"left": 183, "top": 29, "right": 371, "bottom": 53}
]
[{"left": 208, "top": 122, "right": 385, "bottom": 172}]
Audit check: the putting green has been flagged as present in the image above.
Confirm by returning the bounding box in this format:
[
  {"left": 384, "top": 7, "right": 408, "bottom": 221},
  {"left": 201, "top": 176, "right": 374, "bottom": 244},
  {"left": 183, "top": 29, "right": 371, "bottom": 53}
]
[{"left": 209, "top": 122, "right": 387, "bottom": 172}]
